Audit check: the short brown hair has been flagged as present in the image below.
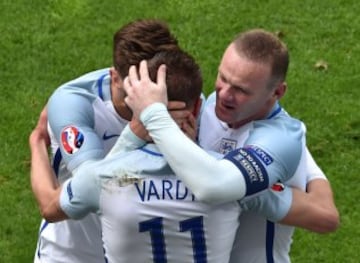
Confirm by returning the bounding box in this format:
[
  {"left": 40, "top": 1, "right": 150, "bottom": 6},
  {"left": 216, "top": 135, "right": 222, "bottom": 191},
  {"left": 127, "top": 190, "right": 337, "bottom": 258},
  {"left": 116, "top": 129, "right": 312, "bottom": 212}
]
[
  {"left": 147, "top": 50, "right": 202, "bottom": 109},
  {"left": 233, "top": 29, "right": 289, "bottom": 88},
  {"left": 113, "top": 19, "right": 180, "bottom": 78}
]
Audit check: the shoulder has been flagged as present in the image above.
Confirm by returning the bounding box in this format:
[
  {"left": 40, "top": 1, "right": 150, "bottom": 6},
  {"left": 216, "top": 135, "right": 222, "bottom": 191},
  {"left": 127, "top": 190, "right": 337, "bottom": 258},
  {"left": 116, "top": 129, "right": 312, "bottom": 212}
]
[
  {"left": 250, "top": 113, "right": 305, "bottom": 145},
  {"left": 244, "top": 115, "right": 306, "bottom": 180},
  {"left": 51, "top": 68, "right": 110, "bottom": 99},
  {"left": 47, "top": 69, "right": 111, "bottom": 125}
]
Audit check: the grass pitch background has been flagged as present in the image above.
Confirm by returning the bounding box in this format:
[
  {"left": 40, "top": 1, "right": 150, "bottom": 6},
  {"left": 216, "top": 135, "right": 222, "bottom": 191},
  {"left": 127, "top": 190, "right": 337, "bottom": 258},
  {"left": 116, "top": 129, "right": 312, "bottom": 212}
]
[{"left": 1, "top": 0, "right": 359, "bottom": 261}]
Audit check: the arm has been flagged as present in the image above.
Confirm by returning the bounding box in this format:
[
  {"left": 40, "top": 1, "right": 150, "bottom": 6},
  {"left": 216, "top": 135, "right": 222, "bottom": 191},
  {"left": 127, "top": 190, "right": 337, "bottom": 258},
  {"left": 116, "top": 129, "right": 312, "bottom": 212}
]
[
  {"left": 279, "top": 147, "right": 340, "bottom": 233},
  {"left": 29, "top": 107, "right": 68, "bottom": 222},
  {"left": 280, "top": 179, "right": 339, "bottom": 233},
  {"left": 240, "top": 180, "right": 339, "bottom": 233},
  {"left": 243, "top": 146, "right": 339, "bottom": 233},
  {"left": 105, "top": 123, "right": 146, "bottom": 157},
  {"left": 47, "top": 88, "right": 105, "bottom": 171},
  {"left": 123, "top": 61, "right": 303, "bottom": 204},
  {"left": 106, "top": 100, "right": 196, "bottom": 158}
]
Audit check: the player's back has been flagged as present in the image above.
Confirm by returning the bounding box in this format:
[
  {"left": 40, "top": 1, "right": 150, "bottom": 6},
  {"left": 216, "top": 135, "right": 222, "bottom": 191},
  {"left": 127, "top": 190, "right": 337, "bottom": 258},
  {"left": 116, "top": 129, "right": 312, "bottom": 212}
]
[{"left": 98, "top": 145, "right": 241, "bottom": 262}]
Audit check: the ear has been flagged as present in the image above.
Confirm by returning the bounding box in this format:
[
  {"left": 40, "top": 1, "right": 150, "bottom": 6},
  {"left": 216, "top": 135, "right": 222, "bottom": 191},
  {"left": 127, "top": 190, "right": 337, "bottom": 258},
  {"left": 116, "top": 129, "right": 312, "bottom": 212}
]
[
  {"left": 273, "top": 82, "right": 287, "bottom": 100},
  {"left": 192, "top": 97, "right": 202, "bottom": 119},
  {"left": 110, "top": 67, "right": 122, "bottom": 89}
]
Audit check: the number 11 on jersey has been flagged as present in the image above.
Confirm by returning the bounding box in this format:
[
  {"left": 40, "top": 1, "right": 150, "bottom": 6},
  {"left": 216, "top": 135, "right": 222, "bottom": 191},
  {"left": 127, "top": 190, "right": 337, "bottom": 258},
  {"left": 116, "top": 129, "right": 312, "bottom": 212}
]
[{"left": 139, "top": 216, "right": 207, "bottom": 263}]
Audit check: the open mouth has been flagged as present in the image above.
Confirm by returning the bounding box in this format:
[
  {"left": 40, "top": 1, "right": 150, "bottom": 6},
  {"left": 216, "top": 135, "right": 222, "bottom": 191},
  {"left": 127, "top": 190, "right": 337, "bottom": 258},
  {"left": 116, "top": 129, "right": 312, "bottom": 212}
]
[{"left": 219, "top": 101, "right": 235, "bottom": 110}]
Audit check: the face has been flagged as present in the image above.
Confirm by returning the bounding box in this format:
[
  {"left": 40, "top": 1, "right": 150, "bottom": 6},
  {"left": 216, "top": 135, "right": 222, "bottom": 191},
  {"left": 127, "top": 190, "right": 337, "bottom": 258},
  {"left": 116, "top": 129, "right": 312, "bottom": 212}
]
[
  {"left": 215, "top": 43, "right": 281, "bottom": 128},
  {"left": 110, "top": 68, "right": 133, "bottom": 121}
]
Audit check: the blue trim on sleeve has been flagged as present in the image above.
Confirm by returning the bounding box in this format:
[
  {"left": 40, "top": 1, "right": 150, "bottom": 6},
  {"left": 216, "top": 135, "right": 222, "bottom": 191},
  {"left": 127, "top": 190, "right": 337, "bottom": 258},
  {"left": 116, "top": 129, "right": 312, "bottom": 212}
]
[
  {"left": 97, "top": 74, "right": 107, "bottom": 100},
  {"left": 37, "top": 220, "right": 50, "bottom": 258},
  {"left": 224, "top": 147, "right": 269, "bottom": 196},
  {"left": 266, "top": 221, "right": 275, "bottom": 263},
  {"left": 53, "top": 148, "right": 62, "bottom": 178},
  {"left": 139, "top": 146, "right": 163, "bottom": 157}
]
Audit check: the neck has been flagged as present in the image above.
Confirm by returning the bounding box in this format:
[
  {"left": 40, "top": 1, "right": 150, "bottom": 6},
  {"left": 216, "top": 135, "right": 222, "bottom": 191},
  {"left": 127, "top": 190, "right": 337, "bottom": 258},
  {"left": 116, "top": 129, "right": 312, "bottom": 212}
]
[{"left": 229, "top": 100, "right": 278, "bottom": 129}]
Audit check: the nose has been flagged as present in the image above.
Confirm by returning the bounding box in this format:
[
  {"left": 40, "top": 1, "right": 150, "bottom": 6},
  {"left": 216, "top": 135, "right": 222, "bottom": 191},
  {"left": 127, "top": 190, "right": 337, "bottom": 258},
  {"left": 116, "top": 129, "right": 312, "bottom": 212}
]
[{"left": 217, "top": 83, "right": 233, "bottom": 101}]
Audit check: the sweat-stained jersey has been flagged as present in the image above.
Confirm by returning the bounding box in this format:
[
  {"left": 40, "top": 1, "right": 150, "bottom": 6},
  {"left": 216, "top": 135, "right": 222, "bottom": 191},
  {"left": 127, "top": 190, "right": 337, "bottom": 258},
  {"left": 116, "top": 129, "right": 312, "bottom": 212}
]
[
  {"left": 199, "top": 92, "right": 327, "bottom": 263},
  {"left": 60, "top": 144, "right": 242, "bottom": 263},
  {"left": 35, "top": 68, "right": 128, "bottom": 263}
]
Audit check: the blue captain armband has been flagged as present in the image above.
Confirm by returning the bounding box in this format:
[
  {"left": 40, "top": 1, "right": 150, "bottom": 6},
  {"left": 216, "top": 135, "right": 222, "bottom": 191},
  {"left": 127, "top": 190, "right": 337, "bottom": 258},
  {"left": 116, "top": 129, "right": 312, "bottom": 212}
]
[{"left": 223, "top": 147, "right": 269, "bottom": 196}]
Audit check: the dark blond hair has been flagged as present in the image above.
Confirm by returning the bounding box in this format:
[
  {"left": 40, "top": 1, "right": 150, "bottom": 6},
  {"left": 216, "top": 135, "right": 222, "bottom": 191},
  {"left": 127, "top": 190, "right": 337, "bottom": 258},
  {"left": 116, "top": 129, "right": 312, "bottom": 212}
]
[
  {"left": 233, "top": 29, "right": 289, "bottom": 88},
  {"left": 113, "top": 19, "right": 180, "bottom": 78}
]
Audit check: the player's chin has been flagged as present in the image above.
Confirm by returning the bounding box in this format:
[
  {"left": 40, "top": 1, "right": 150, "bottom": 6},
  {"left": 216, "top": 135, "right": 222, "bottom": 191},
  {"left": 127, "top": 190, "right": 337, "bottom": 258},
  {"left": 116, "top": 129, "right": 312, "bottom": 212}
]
[{"left": 215, "top": 105, "right": 234, "bottom": 123}]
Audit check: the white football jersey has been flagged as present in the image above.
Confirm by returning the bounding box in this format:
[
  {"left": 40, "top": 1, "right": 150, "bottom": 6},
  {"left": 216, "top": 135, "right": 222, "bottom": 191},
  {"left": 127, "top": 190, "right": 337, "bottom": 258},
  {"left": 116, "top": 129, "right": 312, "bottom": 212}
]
[
  {"left": 60, "top": 144, "right": 241, "bottom": 262},
  {"left": 35, "top": 68, "right": 128, "bottom": 263},
  {"left": 199, "top": 92, "right": 326, "bottom": 263}
]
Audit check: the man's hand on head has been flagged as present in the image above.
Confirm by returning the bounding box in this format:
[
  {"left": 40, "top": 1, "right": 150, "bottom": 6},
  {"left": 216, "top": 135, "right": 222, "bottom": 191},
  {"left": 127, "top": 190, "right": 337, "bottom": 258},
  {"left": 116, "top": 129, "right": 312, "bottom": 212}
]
[{"left": 124, "top": 60, "right": 168, "bottom": 119}]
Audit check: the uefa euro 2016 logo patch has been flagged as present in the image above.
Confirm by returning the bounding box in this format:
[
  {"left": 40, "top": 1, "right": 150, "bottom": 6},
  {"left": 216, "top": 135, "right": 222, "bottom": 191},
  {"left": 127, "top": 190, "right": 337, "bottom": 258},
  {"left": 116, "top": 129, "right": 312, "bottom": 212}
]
[{"left": 61, "top": 126, "right": 84, "bottom": 154}]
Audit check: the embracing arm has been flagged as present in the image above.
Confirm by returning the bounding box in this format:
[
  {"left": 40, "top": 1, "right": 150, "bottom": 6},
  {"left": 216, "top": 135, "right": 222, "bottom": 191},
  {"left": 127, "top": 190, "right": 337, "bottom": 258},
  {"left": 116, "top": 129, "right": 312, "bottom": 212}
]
[
  {"left": 280, "top": 179, "right": 339, "bottom": 233},
  {"left": 106, "top": 101, "right": 195, "bottom": 158},
  {"left": 29, "top": 108, "right": 68, "bottom": 222},
  {"left": 140, "top": 104, "right": 247, "bottom": 203},
  {"left": 123, "top": 61, "right": 303, "bottom": 204},
  {"left": 241, "top": 179, "right": 339, "bottom": 233}
]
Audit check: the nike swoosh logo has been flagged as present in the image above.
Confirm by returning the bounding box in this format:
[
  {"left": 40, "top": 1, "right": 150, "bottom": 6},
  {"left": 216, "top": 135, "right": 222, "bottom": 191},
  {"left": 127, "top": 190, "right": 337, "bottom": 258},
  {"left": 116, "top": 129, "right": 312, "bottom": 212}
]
[{"left": 102, "top": 132, "right": 120, "bottom": 140}]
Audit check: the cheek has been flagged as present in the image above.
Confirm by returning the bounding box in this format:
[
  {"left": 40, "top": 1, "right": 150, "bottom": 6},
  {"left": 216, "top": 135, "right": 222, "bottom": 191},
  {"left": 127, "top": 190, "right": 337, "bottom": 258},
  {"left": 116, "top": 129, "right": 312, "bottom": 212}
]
[{"left": 215, "top": 78, "right": 222, "bottom": 92}]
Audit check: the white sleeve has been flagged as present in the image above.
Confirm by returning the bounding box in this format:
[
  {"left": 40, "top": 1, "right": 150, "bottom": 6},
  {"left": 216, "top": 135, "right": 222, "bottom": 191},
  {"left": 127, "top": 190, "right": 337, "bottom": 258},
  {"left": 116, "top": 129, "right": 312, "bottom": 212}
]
[
  {"left": 59, "top": 164, "right": 101, "bottom": 219},
  {"left": 141, "top": 103, "right": 303, "bottom": 204},
  {"left": 141, "top": 103, "right": 247, "bottom": 204},
  {"left": 240, "top": 184, "right": 293, "bottom": 222},
  {"left": 47, "top": 87, "right": 104, "bottom": 171},
  {"left": 304, "top": 147, "right": 327, "bottom": 182},
  {"left": 106, "top": 124, "right": 146, "bottom": 158}
]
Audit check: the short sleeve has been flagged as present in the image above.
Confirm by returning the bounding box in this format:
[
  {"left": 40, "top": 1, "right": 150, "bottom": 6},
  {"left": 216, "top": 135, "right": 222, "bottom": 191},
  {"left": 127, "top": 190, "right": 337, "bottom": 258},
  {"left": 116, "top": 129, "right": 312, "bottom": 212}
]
[
  {"left": 59, "top": 166, "right": 101, "bottom": 219},
  {"left": 239, "top": 183, "right": 293, "bottom": 222},
  {"left": 48, "top": 87, "right": 104, "bottom": 171},
  {"left": 223, "top": 117, "right": 305, "bottom": 196}
]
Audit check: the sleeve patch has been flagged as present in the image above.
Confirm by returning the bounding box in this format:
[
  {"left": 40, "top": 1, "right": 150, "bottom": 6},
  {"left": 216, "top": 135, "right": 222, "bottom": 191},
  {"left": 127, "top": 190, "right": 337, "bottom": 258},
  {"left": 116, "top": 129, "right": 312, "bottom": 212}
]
[
  {"left": 246, "top": 145, "right": 273, "bottom": 165},
  {"left": 224, "top": 147, "right": 269, "bottom": 196},
  {"left": 271, "top": 182, "right": 285, "bottom": 192},
  {"left": 61, "top": 126, "right": 84, "bottom": 154}
]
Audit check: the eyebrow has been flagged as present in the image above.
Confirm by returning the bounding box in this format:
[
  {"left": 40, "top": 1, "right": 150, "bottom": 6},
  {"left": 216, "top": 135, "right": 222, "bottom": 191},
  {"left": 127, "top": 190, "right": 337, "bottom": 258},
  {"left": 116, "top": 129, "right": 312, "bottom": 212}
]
[{"left": 219, "top": 71, "right": 251, "bottom": 94}]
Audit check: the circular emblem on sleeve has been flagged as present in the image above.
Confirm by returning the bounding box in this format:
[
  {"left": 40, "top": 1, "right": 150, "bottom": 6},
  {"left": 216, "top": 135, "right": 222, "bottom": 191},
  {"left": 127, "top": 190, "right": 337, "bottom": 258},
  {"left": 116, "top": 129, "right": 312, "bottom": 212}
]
[{"left": 61, "top": 126, "right": 84, "bottom": 154}]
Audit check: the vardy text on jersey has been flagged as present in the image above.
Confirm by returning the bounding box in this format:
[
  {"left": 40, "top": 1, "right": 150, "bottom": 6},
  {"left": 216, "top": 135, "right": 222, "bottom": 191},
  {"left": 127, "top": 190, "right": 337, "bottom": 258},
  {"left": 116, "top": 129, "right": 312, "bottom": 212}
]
[{"left": 134, "top": 178, "right": 196, "bottom": 202}]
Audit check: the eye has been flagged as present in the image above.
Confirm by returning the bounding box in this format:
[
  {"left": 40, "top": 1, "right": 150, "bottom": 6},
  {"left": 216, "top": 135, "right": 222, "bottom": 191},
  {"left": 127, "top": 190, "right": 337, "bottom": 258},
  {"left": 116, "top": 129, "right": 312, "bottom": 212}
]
[
  {"left": 233, "top": 86, "right": 249, "bottom": 95},
  {"left": 218, "top": 72, "right": 227, "bottom": 83}
]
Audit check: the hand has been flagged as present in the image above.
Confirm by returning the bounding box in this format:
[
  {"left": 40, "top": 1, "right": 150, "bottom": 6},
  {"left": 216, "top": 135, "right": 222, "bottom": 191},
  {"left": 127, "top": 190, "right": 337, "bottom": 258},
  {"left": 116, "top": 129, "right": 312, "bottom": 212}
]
[
  {"left": 167, "top": 101, "right": 197, "bottom": 141},
  {"left": 123, "top": 60, "right": 168, "bottom": 119},
  {"left": 181, "top": 113, "right": 198, "bottom": 141},
  {"left": 29, "top": 106, "right": 50, "bottom": 147}
]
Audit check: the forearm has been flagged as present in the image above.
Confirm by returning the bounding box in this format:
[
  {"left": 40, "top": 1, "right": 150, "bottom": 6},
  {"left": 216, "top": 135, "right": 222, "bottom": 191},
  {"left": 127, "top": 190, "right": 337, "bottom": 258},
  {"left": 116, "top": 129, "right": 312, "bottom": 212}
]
[
  {"left": 280, "top": 179, "right": 339, "bottom": 233},
  {"left": 106, "top": 124, "right": 146, "bottom": 158},
  {"left": 29, "top": 130, "right": 60, "bottom": 215},
  {"left": 141, "top": 103, "right": 246, "bottom": 204}
]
